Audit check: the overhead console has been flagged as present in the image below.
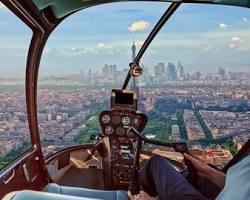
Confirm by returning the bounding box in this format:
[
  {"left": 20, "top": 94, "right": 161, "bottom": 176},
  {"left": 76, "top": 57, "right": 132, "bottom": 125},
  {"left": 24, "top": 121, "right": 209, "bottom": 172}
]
[{"left": 99, "top": 90, "right": 147, "bottom": 189}]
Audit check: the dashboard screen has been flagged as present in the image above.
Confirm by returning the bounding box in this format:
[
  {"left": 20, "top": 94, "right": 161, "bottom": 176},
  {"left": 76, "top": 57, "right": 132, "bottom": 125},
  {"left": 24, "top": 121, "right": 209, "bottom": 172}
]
[
  {"left": 115, "top": 92, "right": 134, "bottom": 105},
  {"left": 111, "top": 89, "right": 137, "bottom": 111}
]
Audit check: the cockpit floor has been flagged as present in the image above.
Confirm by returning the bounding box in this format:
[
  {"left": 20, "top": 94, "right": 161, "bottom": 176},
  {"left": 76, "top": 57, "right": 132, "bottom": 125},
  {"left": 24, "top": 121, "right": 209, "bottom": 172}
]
[{"left": 58, "top": 166, "right": 104, "bottom": 189}]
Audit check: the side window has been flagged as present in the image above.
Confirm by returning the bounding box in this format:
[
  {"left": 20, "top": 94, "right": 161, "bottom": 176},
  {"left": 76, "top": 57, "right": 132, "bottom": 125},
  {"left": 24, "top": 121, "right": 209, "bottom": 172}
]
[{"left": 0, "top": 3, "right": 32, "bottom": 171}]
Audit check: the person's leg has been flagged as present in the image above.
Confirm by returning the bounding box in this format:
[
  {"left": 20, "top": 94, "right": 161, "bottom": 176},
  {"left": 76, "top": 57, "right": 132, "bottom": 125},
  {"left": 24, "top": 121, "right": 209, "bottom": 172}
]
[
  {"left": 188, "top": 173, "right": 221, "bottom": 200},
  {"left": 139, "top": 155, "right": 207, "bottom": 200}
]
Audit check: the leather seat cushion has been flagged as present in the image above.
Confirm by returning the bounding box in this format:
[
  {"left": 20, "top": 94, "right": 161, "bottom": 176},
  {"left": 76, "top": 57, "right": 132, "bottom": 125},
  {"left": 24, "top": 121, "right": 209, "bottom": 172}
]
[
  {"left": 3, "top": 190, "right": 103, "bottom": 200},
  {"left": 44, "top": 183, "right": 127, "bottom": 200}
]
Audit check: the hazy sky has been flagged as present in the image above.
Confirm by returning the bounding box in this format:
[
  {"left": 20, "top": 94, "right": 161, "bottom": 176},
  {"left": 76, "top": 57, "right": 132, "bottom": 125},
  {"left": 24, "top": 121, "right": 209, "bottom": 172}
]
[{"left": 1, "top": 2, "right": 250, "bottom": 77}]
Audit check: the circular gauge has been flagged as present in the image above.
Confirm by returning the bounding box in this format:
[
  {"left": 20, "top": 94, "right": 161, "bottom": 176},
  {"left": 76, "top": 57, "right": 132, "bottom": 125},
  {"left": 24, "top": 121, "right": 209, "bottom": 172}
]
[
  {"left": 122, "top": 116, "right": 131, "bottom": 126},
  {"left": 104, "top": 126, "right": 114, "bottom": 136},
  {"left": 116, "top": 127, "right": 125, "bottom": 136},
  {"left": 132, "top": 117, "right": 140, "bottom": 127},
  {"left": 126, "top": 129, "right": 134, "bottom": 138},
  {"left": 112, "top": 115, "right": 121, "bottom": 125},
  {"left": 101, "top": 114, "right": 110, "bottom": 124}
]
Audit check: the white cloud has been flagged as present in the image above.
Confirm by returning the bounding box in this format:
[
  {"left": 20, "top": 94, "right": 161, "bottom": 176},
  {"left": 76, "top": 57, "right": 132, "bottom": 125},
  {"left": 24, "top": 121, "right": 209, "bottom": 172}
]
[
  {"left": 128, "top": 20, "right": 149, "bottom": 32},
  {"left": 219, "top": 23, "right": 228, "bottom": 29},
  {"left": 229, "top": 43, "right": 236, "bottom": 48},
  {"left": 229, "top": 36, "right": 245, "bottom": 50},
  {"left": 232, "top": 36, "right": 243, "bottom": 43},
  {"left": 65, "top": 47, "right": 96, "bottom": 55},
  {"left": 242, "top": 17, "right": 248, "bottom": 23},
  {"left": 64, "top": 44, "right": 116, "bottom": 56},
  {"left": 97, "top": 43, "right": 111, "bottom": 49},
  {"left": 69, "top": 47, "right": 77, "bottom": 51},
  {"left": 97, "top": 43, "right": 105, "bottom": 48}
]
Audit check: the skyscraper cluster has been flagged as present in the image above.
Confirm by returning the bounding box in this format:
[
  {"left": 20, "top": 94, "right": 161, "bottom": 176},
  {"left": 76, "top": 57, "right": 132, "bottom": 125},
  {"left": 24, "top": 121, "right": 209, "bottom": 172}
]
[
  {"left": 102, "top": 64, "right": 117, "bottom": 76},
  {"left": 154, "top": 61, "right": 185, "bottom": 82}
]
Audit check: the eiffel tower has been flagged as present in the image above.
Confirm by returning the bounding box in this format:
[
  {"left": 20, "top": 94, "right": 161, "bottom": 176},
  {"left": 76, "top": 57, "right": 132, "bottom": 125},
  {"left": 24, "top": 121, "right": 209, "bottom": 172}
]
[
  {"left": 130, "top": 38, "right": 145, "bottom": 112},
  {"left": 130, "top": 38, "right": 139, "bottom": 93}
]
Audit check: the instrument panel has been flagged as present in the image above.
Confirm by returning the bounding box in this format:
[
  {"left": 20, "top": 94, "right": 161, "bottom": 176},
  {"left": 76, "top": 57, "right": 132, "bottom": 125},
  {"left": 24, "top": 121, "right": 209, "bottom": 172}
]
[
  {"left": 99, "top": 110, "right": 147, "bottom": 188},
  {"left": 99, "top": 110, "right": 147, "bottom": 138}
]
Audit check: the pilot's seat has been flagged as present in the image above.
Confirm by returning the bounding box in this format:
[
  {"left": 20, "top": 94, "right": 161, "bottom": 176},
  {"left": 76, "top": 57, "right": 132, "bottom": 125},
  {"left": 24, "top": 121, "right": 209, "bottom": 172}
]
[
  {"left": 3, "top": 183, "right": 127, "bottom": 200},
  {"left": 44, "top": 183, "right": 127, "bottom": 199}
]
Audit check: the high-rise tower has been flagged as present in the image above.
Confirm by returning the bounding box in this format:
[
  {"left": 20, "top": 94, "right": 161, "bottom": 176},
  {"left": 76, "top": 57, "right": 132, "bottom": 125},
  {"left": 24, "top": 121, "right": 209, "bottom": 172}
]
[
  {"left": 167, "top": 62, "right": 177, "bottom": 81},
  {"left": 177, "top": 61, "right": 184, "bottom": 80},
  {"left": 130, "top": 39, "right": 145, "bottom": 112},
  {"left": 132, "top": 37, "right": 136, "bottom": 61},
  {"left": 131, "top": 38, "right": 138, "bottom": 90}
]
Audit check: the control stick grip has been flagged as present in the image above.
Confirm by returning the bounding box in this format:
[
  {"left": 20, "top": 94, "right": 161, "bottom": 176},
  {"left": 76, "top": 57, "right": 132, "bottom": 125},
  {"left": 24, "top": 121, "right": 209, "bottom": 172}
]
[
  {"left": 173, "top": 143, "right": 196, "bottom": 172},
  {"left": 184, "top": 156, "right": 196, "bottom": 173}
]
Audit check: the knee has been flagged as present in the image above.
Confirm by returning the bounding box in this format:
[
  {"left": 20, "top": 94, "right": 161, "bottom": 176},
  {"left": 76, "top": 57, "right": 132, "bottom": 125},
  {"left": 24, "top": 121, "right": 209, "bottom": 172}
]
[
  {"left": 150, "top": 155, "right": 165, "bottom": 162},
  {"left": 149, "top": 155, "right": 172, "bottom": 170}
]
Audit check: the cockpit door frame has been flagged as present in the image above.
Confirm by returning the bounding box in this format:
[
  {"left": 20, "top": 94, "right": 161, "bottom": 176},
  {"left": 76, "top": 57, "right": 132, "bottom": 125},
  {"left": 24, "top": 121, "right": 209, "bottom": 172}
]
[{"left": 0, "top": 0, "right": 61, "bottom": 197}]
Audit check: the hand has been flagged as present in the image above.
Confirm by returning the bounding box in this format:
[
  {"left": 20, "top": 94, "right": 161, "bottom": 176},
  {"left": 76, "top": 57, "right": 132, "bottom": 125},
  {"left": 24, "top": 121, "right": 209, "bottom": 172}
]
[
  {"left": 183, "top": 153, "right": 212, "bottom": 178},
  {"left": 183, "top": 153, "right": 226, "bottom": 188},
  {"left": 127, "top": 191, "right": 156, "bottom": 200}
]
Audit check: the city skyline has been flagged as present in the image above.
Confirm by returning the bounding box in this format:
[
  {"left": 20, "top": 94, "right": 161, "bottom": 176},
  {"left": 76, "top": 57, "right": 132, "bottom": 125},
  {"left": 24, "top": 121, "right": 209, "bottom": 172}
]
[{"left": 0, "top": 62, "right": 250, "bottom": 80}]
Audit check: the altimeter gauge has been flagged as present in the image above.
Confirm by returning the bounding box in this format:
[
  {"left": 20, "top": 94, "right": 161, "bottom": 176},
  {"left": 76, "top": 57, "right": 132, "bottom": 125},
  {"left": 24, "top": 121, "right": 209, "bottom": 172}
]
[
  {"left": 105, "top": 126, "right": 114, "bottom": 135},
  {"left": 132, "top": 117, "right": 140, "bottom": 127},
  {"left": 116, "top": 127, "right": 125, "bottom": 136},
  {"left": 122, "top": 116, "right": 131, "bottom": 126}
]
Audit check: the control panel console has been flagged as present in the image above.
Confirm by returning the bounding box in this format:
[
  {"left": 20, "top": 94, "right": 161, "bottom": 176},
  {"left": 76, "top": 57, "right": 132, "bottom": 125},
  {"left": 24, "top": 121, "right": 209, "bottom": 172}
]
[{"left": 99, "top": 109, "right": 147, "bottom": 187}]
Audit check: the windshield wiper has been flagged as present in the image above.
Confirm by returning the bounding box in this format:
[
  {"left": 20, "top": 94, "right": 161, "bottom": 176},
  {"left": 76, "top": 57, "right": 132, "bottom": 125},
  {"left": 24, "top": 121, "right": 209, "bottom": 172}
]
[{"left": 122, "top": 2, "right": 181, "bottom": 90}]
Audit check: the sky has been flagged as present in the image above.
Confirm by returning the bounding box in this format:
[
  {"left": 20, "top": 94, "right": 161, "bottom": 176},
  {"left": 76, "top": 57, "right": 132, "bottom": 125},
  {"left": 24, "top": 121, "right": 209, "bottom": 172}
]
[{"left": 1, "top": 1, "right": 250, "bottom": 77}]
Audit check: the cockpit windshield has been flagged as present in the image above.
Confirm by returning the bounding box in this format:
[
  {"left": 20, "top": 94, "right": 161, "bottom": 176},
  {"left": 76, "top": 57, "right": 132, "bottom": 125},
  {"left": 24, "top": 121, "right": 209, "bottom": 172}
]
[{"left": 37, "top": 2, "right": 250, "bottom": 169}]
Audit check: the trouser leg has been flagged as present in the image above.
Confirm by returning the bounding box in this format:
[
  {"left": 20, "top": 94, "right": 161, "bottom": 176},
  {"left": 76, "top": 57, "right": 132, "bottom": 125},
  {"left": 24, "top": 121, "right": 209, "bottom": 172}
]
[
  {"left": 139, "top": 155, "right": 207, "bottom": 200},
  {"left": 189, "top": 174, "right": 221, "bottom": 200}
]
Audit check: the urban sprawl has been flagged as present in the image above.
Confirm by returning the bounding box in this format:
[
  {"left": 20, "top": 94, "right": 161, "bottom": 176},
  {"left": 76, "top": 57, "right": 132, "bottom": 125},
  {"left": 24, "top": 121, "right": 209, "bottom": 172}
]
[{"left": 1, "top": 62, "right": 250, "bottom": 169}]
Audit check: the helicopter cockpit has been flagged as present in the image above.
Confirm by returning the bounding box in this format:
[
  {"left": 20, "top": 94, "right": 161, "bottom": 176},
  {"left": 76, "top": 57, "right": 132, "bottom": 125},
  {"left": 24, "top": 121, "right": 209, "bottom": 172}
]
[{"left": 0, "top": 0, "right": 250, "bottom": 200}]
